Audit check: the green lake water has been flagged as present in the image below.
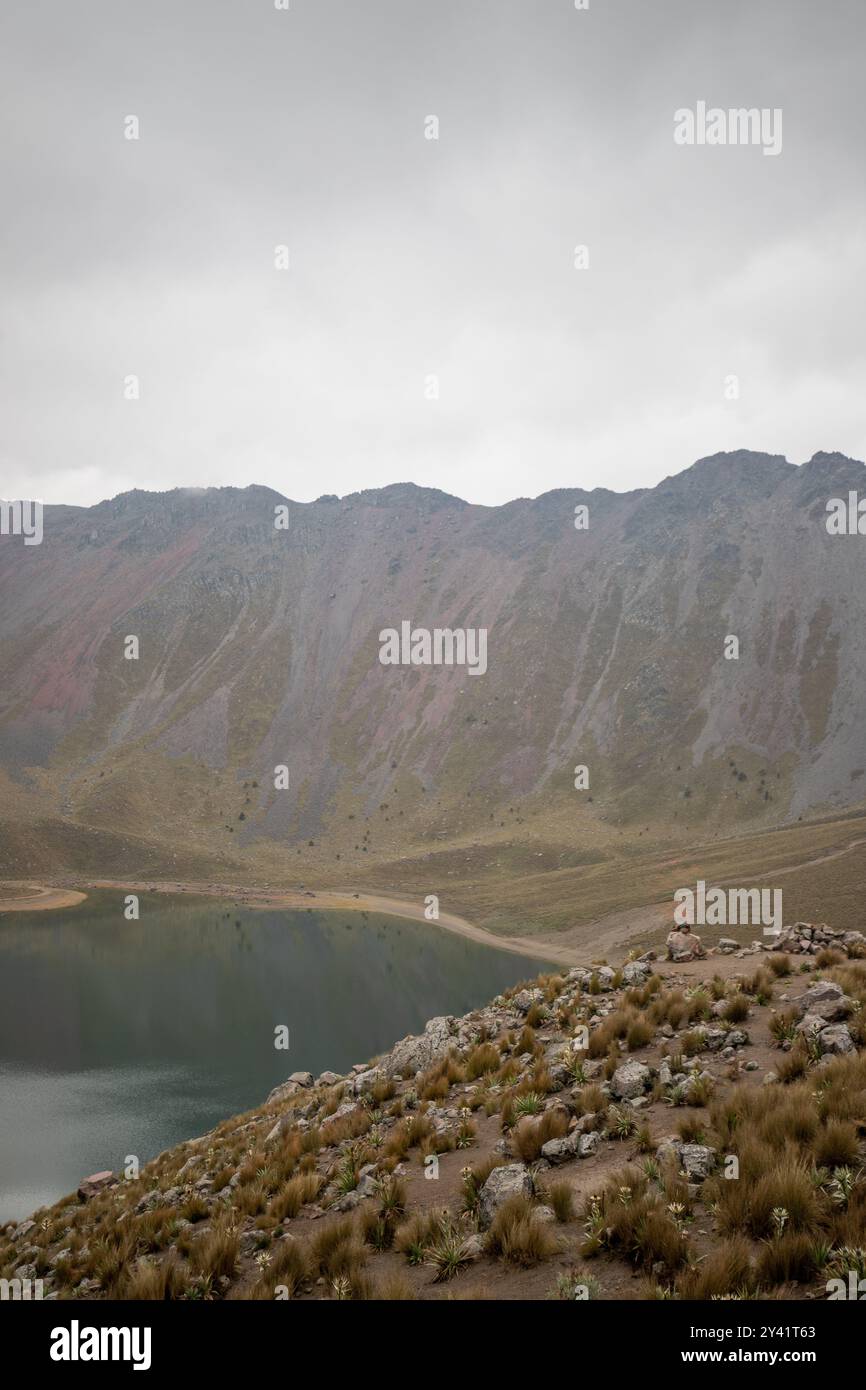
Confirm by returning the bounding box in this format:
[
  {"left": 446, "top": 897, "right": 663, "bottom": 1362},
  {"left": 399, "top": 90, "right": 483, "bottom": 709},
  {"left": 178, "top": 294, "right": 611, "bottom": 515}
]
[{"left": 0, "top": 892, "right": 549, "bottom": 1221}]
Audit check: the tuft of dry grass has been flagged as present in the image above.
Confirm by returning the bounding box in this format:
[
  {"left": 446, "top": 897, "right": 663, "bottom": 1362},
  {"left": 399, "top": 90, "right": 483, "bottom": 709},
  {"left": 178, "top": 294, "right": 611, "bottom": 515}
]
[
  {"left": 814, "top": 1120, "right": 860, "bottom": 1169},
  {"left": 722, "top": 993, "right": 750, "bottom": 1023},
  {"left": 269, "top": 1171, "right": 321, "bottom": 1223},
  {"left": 116, "top": 1253, "right": 189, "bottom": 1300},
  {"left": 627, "top": 1017, "right": 654, "bottom": 1051},
  {"left": 189, "top": 1217, "right": 241, "bottom": 1281},
  {"left": 547, "top": 1180, "right": 576, "bottom": 1223},
  {"left": 512, "top": 1108, "right": 569, "bottom": 1163},
  {"left": 394, "top": 1208, "right": 448, "bottom": 1265},
  {"left": 676, "top": 1236, "right": 755, "bottom": 1299},
  {"left": 485, "top": 1195, "right": 558, "bottom": 1267},
  {"left": 309, "top": 1214, "right": 367, "bottom": 1281},
  {"left": 755, "top": 1231, "right": 819, "bottom": 1286}
]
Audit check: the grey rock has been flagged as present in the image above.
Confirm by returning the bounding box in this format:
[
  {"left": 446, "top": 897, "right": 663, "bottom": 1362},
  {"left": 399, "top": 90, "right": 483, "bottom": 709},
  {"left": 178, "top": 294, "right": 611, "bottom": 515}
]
[
  {"left": 267, "top": 1079, "right": 302, "bottom": 1104},
  {"left": 622, "top": 960, "right": 651, "bottom": 985},
  {"left": 351, "top": 1067, "right": 386, "bottom": 1095},
  {"left": 478, "top": 1163, "right": 532, "bottom": 1228},
  {"left": 795, "top": 981, "right": 851, "bottom": 1022},
  {"left": 384, "top": 1016, "right": 457, "bottom": 1078},
  {"left": 610, "top": 1060, "right": 651, "bottom": 1100},
  {"left": 512, "top": 988, "right": 544, "bottom": 1014},
  {"left": 796, "top": 1011, "right": 829, "bottom": 1037},
  {"left": 541, "top": 1133, "right": 580, "bottom": 1164},
  {"left": 679, "top": 1144, "right": 717, "bottom": 1180},
  {"left": 656, "top": 1137, "right": 682, "bottom": 1166},
  {"left": 819, "top": 1023, "right": 855, "bottom": 1055}
]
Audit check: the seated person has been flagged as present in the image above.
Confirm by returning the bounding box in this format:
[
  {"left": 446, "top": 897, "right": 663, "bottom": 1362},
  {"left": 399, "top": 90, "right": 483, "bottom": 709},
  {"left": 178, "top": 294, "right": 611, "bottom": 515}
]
[{"left": 666, "top": 921, "right": 706, "bottom": 960}]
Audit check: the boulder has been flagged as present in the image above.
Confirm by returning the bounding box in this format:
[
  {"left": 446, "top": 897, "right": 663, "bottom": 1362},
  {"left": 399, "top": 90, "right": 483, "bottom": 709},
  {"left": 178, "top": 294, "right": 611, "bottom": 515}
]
[
  {"left": 622, "top": 961, "right": 651, "bottom": 985},
  {"left": 477, "top": 1163, "right": 533, "bottom": 1228},
  {"left": 541, "top": 1134, "right": 580, "bottom": 1164},
  {"left": 571, "top": 1112, "right": 598, "bottom": 1134},
  {"left": 656, "top": 1137, "right": 682, "bottom": 1167},
  {"left": 384, "top": 1016, "right": 457, "bottom": 1078},
  {"left": 267, "top": 1079, "right": 302, "bottom": 1104},
  {"left": 610, "top": 1060, "right": 651, "bottom": 1100},
  {"left": 795, "top": 981, "right": 851, "bottom": 1022},
  {"left": 679, "top": 1144, "right": 717, "bottom": 1181},
  {"left": 577, "top": 1131, "right": 601, "bottom": 1158},
  {"left": 512, "top": 989, "right": 544, "bottom": 1014},
  {"left": 818, "top": 1023, "right": 855, "bottom": 1055},
  {"left": 351, "top": 1066, "right": 386, "bottom": 1095},
  {"left": 796, "top": 1012, "right": 827, "bottom": 1038},
  {"left": 77, "top": 1171, "right": 115, "bottom": 1202}
]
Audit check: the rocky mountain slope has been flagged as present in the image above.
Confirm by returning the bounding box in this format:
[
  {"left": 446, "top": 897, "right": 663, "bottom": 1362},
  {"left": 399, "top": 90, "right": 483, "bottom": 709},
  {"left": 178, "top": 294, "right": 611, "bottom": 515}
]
[
  {"left": 1, "top": 451, "right": 865, "bottom": 892},
  {"left": 4, "top": 923, "right": 866, "bottom": 1301}
]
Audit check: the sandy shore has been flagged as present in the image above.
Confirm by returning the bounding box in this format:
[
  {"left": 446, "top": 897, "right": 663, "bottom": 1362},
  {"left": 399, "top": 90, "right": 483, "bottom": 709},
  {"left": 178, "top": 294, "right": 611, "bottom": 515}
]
[{"left": 0, "top": 882, "right": 87, "bottom": 912}]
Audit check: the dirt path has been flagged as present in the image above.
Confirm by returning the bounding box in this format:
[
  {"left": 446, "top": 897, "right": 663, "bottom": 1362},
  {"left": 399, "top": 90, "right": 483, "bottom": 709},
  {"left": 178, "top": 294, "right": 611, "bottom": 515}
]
[{"left": 740, "top": 835, "right": 866, "bottom": 879}]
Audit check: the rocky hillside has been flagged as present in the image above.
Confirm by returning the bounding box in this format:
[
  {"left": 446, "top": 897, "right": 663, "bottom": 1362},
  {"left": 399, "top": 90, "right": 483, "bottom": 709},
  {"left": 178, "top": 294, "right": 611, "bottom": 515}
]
[
  {"left": 2, "top": 451, "right": 866, "bottom": 884},
  {"left": 4, "top": 923, "right": 866, "bottom": 1301}
]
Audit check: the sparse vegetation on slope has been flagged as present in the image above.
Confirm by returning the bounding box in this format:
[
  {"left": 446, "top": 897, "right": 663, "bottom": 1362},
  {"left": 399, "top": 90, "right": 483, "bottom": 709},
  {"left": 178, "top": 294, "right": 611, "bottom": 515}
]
[{"left": 4, "top": 920, "right": 866, "bottom": 1301}]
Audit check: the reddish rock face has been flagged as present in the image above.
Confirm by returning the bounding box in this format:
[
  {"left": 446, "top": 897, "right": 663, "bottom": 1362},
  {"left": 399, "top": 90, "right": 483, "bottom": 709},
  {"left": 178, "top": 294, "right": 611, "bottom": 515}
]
[{"left": 77, "top": 1171, "right": 115, "bottom": 1201}]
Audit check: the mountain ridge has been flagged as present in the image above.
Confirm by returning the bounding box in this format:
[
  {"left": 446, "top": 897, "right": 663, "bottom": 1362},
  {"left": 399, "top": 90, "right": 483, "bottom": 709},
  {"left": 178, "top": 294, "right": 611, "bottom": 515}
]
[{"left": 2, "top": 450, "right": 865, "bottom": 934}]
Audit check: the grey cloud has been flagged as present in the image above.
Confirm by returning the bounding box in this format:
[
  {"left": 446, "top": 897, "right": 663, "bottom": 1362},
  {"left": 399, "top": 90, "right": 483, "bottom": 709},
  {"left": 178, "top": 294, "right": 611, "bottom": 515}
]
[{"left": 1, "top": 0, "right": 864, "bottom": 505}]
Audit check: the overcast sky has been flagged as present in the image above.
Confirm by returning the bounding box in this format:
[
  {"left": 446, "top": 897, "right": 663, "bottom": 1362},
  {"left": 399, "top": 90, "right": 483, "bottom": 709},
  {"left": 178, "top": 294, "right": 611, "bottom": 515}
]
[{"left": 2, "top": 0, "right": 864, "bottom": 507}]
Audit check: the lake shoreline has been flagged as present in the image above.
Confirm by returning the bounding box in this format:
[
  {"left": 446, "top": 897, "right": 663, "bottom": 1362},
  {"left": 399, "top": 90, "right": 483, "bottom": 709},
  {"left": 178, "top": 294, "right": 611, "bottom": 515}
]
[{"left": 0, "top": 877, "right": 581, "bottom": 968}]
